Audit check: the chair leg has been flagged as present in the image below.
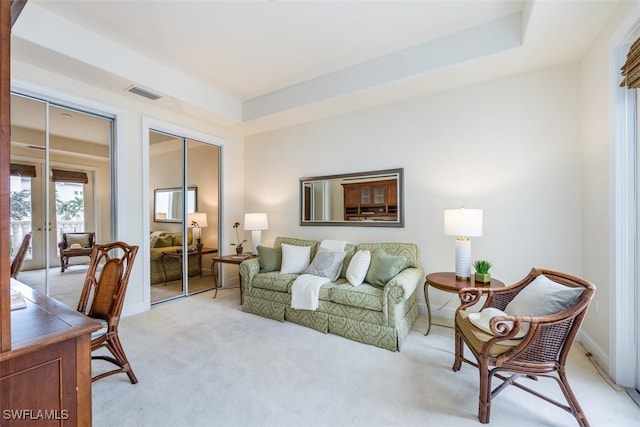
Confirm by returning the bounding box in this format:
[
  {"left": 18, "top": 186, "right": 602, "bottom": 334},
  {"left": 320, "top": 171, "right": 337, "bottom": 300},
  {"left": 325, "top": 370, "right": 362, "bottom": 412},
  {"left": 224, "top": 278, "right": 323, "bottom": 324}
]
[
  {"left": 478, "top": 361, "right": 492, "bottom": 424},
  {"left": 93, "top": 334, "right": 138, "bottom": 384},
  {"left": 557, "top": 370, "right": 590, "bottom": 427},
  {"left": 453, "top": 329, "right": 463, "bottom": 371},
  {"left": 60, "top": 255, "right": 66, "bottom": 272},
  {"left": 108, "top": 334, "right": 138, "bottom": 384}
]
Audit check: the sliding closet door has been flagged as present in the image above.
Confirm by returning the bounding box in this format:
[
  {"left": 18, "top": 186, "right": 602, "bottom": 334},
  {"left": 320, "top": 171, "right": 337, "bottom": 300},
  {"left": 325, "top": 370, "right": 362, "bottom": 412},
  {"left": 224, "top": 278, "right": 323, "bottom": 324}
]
[
  {"left": 185, "top": 139, "right": 220, "bottom": 296},
  {"left": 149, "top": 130, "right": 186, "bottom": 303},
  {"left": 9, "top": 93, "right": 113, "bottom": 306},
  {"left": 149, "top": 130, "right": 220, "bottom": 304}
]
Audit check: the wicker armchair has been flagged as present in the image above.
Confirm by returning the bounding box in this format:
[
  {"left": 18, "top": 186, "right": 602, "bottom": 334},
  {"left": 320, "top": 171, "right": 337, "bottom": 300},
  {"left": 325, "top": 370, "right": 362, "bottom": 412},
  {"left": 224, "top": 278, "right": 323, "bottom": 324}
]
[{"left": 453, "top": 268, "right": 596, "bottom": 426}]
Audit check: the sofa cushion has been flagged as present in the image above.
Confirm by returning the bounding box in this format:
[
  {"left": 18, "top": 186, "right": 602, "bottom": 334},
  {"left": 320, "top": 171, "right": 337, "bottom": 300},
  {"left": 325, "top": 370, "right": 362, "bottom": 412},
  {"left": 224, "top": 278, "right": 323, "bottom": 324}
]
[
  {"left": 330, "top": 282, "right": 384, "bottom": 311},
  {"left": 274, "top": 237, "right": 320, "bottom": 259},
  {"left": 280, "top": 243, "right": 311, "bottom": 274},
  {"left": 355, "top": 242, "right": 419, "bottom": 269},
  {"left": 346, "top": 250, "right": 371, "bottom": 286},
  {"left": 253, "top": 272, "right": 298, "bottom": 293},
  {"left": 251, "top": 272, "right": 337, "bottom": 302},
  {"left": 305, "top": 249, "right": 346, "bottom": 281},
  {"left": 365, "top": 247, "right": 406, "bottom": 288},
  {"left": 257, "top": 245, "right": 282, "bottom": 272}
]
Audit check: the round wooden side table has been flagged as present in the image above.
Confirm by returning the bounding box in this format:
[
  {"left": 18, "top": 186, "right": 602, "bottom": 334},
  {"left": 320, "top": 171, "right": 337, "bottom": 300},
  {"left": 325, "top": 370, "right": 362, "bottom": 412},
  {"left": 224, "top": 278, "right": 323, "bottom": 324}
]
[
  {"left": 210, "top": 254, "right": 259, "bottom": 304},
  {"left": 424, "top": 272, "right": 505, "bottom": 335}
]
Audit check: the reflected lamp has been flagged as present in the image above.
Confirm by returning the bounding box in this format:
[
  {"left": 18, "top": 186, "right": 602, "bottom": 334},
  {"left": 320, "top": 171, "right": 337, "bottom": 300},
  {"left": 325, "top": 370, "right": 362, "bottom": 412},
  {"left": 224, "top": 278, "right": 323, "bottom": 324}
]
[{"left": 188, "top": 212, "right": 208, "bottom": 250}]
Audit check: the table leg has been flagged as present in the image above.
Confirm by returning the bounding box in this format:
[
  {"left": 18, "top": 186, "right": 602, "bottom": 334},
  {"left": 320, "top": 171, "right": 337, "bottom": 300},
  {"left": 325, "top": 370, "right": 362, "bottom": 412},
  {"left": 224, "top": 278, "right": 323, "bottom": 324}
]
[
  {"left": 161, "top": 254, "right": 169, "bottom": 286},
  {"left": 211, "top": 260, "right": 219, "bottom": 299},
  {"left": 424, "top": 280, "right": 432, "bottom": 336}
]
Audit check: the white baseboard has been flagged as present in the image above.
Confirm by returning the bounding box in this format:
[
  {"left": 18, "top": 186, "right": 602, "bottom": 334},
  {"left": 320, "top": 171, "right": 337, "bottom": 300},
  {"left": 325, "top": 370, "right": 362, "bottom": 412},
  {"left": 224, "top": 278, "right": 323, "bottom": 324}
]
[{"left": 577, "top": 330, "right": 611, "bottom": 378}]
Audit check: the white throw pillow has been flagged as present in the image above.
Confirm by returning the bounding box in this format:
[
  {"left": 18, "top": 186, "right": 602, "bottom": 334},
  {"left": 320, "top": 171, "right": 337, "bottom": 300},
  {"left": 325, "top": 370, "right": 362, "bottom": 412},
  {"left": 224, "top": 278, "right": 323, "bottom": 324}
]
[
  {"left": 319, "top": 239, "right": 350, "bottom": 252},
  {"left": 346, "top": 250, "right": 371, "bottom": 286},
  {"left": 279, "top": 244, "right": 311, "bottom": 274},
  {"left": 305, "top": 248, "right": 346, "bottom": 281},
  {"left": 468, "top": 307, "right": 526, "bottom": 338}
]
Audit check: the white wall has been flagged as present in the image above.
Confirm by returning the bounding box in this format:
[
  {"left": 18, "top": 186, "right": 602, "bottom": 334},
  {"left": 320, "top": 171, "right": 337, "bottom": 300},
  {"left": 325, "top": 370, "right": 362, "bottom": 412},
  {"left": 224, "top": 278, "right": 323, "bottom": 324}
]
[
  {"left": 579, "top": 0, "right": 639, "bottom": 383},
  {"left": 246, "top": 63, "right": 583, "bottom": 320},
  {"left": 11, "top": 60, "right": 246, "bottom": 316}
]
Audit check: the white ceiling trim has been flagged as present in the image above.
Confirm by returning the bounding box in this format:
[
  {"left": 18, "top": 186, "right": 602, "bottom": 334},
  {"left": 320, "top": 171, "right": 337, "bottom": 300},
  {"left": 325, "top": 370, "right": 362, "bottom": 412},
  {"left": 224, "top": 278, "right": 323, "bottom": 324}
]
[
  {"left": 12, "top": 3, "right": 242, "bottom": 125},
  {"left": 243, "top": 13, "right": 523, "bottom": 122}
]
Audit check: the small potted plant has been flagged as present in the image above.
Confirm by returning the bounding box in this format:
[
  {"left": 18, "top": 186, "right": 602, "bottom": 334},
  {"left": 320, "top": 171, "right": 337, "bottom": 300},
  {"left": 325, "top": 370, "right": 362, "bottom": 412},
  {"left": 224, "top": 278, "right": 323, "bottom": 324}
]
[
  {"left": 473, "top": 260, "right": 492, "bottom": 283},
  {"left": 231, "top": 222, "right": 247, "bottom": 254}
]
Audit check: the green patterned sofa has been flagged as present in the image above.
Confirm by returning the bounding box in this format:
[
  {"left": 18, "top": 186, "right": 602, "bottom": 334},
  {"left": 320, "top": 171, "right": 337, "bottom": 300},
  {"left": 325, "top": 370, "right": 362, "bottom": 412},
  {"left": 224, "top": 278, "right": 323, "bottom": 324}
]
[
  {"left": 149, "top": 231, "right": 200, "bottom": 285},
  {"left": 240, "top": 237, "right": 423, "bottom": 351}
]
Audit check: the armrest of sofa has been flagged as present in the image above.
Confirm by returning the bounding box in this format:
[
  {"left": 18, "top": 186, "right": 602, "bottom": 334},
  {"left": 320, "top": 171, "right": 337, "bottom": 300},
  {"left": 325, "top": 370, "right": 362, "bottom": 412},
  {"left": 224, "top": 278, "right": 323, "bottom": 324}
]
[
  {"left": 384, "top": 266, "right": 424, "bottom": 303},
  {"left": 239, "top": 258, "right": 260, "bottom": 288}
]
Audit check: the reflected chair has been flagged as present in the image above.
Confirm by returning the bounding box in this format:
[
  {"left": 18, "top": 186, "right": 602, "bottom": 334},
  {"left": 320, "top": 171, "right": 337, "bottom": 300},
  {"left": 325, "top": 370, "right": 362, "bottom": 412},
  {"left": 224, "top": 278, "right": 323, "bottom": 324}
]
[
  {"left": 59, "top": 231, "right": 95, "bottom": 272},
  {"left": 453, "top": 268, "right": 596, "bottom": 426},
  {"left": 77, "top": 241, "right": 139, "bottom": 383},
  {"left": 10, "top": 232, "right": 31, "bottom": 279}
]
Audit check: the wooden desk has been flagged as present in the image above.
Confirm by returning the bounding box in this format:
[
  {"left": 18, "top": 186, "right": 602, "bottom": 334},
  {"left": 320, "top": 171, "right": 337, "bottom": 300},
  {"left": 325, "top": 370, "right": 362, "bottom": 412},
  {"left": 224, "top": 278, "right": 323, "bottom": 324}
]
[
  {"left": 1, "top": 282, "right": 101, "bottom": 426},
  {"left": 424, "top": 272, "right": 505, "bottom": 335},
  {"left": 210, "top": 254, "right": 259, "bottom": 303}
]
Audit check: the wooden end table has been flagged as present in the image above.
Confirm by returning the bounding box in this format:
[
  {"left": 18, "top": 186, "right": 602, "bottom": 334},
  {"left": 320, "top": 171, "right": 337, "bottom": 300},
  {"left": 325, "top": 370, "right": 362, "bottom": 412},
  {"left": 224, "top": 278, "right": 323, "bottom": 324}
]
[
  {"left": 424, "top": 272, "right": 505, "bottom": 335},
  {"left": 160, "top": 247, "right": 218, "bottom": 286},
  {"left": 210, "top": 253, "right": 259, "bottom": 304}
]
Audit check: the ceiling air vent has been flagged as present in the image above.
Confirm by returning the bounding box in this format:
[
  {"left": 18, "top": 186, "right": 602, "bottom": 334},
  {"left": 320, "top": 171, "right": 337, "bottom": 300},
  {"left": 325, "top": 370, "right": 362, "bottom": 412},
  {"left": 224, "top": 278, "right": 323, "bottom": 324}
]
[{"left": 126, "top": 85, "right": 162, "bottom": 101}]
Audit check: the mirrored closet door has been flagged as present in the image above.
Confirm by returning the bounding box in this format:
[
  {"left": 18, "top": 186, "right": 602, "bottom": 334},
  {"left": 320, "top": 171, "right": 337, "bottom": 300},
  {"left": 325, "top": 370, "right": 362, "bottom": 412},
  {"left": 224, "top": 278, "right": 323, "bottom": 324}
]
[
  {"left": 149, "top": 130, "right": 220, "bottom": 304},
  {"left": 9, "top": 93, "right": 114, "bottom": 308}
]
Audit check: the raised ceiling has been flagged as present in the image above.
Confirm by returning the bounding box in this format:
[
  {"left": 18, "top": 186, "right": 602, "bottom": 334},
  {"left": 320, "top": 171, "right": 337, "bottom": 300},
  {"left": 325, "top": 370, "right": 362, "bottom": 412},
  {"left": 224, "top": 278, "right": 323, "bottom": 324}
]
[{"left": 11, "top": 1, "right": 626, "bottom": 135}]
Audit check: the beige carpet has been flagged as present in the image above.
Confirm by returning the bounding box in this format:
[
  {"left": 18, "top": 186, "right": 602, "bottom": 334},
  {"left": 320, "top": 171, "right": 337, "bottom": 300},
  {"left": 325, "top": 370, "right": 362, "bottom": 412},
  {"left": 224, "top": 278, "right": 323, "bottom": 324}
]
[
  {"left": 17, "top": 265, "right": 218, "bottom": 307},
  {"left": 90, "top": 288, "right": 640, "bottom": 427}
]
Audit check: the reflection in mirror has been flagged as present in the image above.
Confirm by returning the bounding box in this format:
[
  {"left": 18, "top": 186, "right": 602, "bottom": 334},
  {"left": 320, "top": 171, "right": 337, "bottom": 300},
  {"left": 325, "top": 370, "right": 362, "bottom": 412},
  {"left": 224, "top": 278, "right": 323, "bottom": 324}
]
[
  {"left": 10, "top": 92, "right": 113, "bottom": 305},
  {"left": 154, "top": 187, "right": 197, "bottom": 222},
  {"left": 300, "top": 168, "right": 403, "bottom": 227}
]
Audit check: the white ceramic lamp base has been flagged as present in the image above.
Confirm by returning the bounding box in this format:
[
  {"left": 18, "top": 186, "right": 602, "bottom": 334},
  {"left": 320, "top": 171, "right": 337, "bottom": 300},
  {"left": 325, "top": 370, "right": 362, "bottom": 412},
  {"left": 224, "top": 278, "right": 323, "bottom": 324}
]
[
  {"left": 251, "top": 230, "right": 262, "bottom": 255},
  {"left": 454, "top": 238, "right": 472, "bottom": 280}
]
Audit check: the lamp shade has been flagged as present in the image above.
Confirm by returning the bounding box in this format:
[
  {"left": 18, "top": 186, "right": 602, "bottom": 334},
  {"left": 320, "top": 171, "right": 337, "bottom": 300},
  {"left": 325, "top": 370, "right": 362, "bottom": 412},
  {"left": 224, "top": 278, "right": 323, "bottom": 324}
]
[
  {"left": 187, "top": 212, "right": 208, "bottom": 228},
  {"left": 244, "top": 213, "right": 269, "bottom": 231},
  {"left": 444, "top": 208, "right": 482, "bottom": 237}
]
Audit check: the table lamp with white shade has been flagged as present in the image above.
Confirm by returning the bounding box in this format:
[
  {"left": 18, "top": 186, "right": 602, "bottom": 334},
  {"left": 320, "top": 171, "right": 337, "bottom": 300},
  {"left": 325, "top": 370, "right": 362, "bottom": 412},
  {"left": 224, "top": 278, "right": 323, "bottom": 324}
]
[
  {"left": 188, "top": 212, "right": 208, "bottom": 251},
  {"left": 444, "top": 208, "right": 483, "bottom": 280},
  {"left": 244, "top": 213, "right": 269, "bottom": 255}
]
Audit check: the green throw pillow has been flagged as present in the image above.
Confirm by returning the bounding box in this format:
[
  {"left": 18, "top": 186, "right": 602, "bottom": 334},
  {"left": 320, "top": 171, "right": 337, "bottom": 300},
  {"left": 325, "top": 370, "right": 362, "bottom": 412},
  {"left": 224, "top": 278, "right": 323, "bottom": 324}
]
[
  {"left": 154, "top": 235, "right": 173, "bottom": 248},
  {"left": 365, "top": 247, "right": 406, "bottom": 288},
  {"left": 257, "top": 245, "right": 282, "bottom": 272}
]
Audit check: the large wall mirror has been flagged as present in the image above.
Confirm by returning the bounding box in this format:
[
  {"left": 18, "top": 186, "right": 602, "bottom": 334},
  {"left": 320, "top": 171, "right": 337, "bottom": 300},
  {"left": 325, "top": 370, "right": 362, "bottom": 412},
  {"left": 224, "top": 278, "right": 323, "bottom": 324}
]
[
  {"left": 300, "top": 168, "right": 404, "bottom": 227},
  {"left": 154, "top": 186, "right": 197, "bottom": 222}
]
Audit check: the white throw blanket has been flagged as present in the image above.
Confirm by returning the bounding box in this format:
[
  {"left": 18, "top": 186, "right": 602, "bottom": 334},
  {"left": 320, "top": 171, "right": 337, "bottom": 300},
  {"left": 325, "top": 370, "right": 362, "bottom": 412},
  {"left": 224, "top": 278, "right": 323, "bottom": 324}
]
[{"left": 291, "top": 274, "right": 330, "bottom": 311}]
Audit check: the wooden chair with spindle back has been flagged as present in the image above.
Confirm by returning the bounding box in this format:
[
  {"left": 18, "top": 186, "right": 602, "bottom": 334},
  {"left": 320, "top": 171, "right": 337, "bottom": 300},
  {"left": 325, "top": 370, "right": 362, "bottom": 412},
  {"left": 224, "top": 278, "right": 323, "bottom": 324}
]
[{"left": 77, "top": 241, "right": 139, "bottom": 383}]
